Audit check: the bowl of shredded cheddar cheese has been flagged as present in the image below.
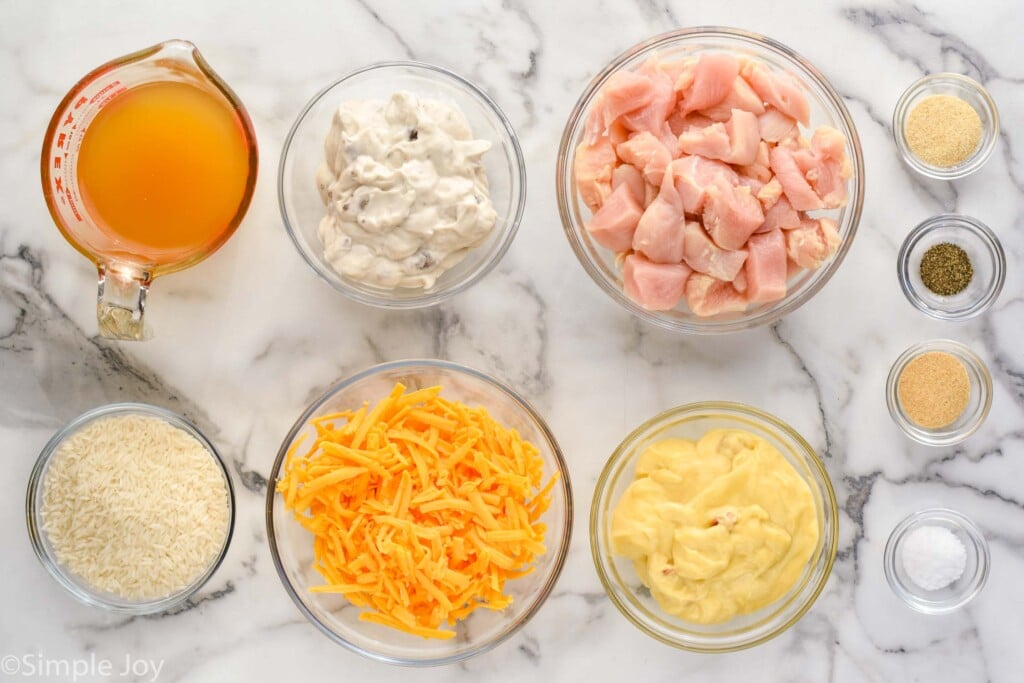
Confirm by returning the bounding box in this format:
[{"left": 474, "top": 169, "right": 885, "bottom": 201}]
[{"left": 266, "top": 359, "right": 572, "bottom": 665}]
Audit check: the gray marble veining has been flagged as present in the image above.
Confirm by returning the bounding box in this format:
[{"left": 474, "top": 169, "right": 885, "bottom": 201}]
[{"left": 2, "top": 1, "right": 1023, "bottom": 681}]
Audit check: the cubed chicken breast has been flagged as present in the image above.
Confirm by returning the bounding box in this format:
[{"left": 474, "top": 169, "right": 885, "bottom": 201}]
[
  {"left": 702, "top": 180, "right": 764, "bottom": 250},
  {"left": 785, "top": 217, "right": 841, "bottom": 269},
  {"left": 587, "top": 183, "right": 644, "bottom": 252},
  {"left": 745, "top": 229, "right": 788, "bottom": 303},
  {"left": 611, "top": 164, "right": 646, "bottom": 206},
  {"left": 685, "top": 273, "right": 749, "bottom": 317},
  {"left": 622, "top": 253, "right": 692, "bottom": 311},
  {"left": 600, "top": 70, "right": 656, "bottom": 128},
  {"left": 682, "top": 221, "right": 749, "bottom": 282},
  {"left": 616, "top": 131, "right": 672, "bottom": 185},
  {"left": 700, "top": 76, "right": 766, "bottom": 121},
  {"left": 574, "top": 137, "right": 617, "bottom": 212},
  {"left": 769, "top": 145, "right": 823, "bottom": 211},
  {"left": 756, "top": 195, "right": 802, "bottom": 232},
  {"left": 671, "top": 155, "right": 738, "bottom": 216},
  {"left": 757, "top": 108, "right": 798, "bottom": 143},
  {"left": 739, "top": 60, "right": 810, "bottom": 125},
  {"left": 633, "top": 166, "right": 686, "bottom": 263},
  {"left": 739, "top": 141, "right": 773, "bottom": 183},
  {"left": 679, "top": 53, "right": 740, "bottom": 116},
  {"left": 621, "top": 61, "right": 677, "bottom": 135}
]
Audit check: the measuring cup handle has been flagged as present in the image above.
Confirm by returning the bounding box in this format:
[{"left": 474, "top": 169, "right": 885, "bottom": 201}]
[{"left": 96, "top": 264, "right": 152, "bottom": 341}]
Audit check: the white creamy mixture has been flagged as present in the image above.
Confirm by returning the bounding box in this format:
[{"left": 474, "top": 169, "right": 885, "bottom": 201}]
[{"left": 316, "top": 91, "right": 498, "bottom": 289}]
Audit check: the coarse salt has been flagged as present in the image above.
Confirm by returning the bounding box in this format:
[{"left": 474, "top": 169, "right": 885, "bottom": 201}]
[{"left": 900, "top": 525, "right": 967, "bottom": 591}]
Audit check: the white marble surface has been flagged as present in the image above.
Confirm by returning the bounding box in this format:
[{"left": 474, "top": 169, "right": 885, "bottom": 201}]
[{"left": 3, "top": 1, "right": 1023, "bottom": 681}]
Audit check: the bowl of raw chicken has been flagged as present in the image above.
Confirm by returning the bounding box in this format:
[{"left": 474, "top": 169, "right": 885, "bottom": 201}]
[{"left": 557, "top": 27, "right": 864, "bottom": 333}]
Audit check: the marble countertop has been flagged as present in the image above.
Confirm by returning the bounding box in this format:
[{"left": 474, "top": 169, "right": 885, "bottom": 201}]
[{"left": 3, "top": 1, "right": 1023, "bottom": 681}]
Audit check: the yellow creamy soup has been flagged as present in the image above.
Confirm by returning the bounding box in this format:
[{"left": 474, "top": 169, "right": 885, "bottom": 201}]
[{"left": 610, "top": 429, "right": 819, "bottom": 624}]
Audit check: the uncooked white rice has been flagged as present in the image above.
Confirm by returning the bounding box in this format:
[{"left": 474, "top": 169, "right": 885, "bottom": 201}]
[{"left": 41, "top": 413, "right": 230, "bottom": 601}]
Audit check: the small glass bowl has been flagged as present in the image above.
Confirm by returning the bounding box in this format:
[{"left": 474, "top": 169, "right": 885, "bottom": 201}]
[
  {"left": 590, "top": 402, "right": 838, "bottom": 652},
  {"left": 266, "top": 360, "right": 573, "bottom": 666},
  {"left": 893, "top": 73, "right": 999, "bottom": 180},
  {"left": 279, "top": 62, "right": 526, "bottom": 309},
  {"left": 897, "top": 214, "right": 1005, "bottom": 321},
  {"left": 25, "top": 403, "right": 236, "bottom": 614},
  {"left": 883, "top": 508, "right": 990, "bottom": 614},
  {"left": 886, "top": 340, "right": 992, "bottom": 446}
]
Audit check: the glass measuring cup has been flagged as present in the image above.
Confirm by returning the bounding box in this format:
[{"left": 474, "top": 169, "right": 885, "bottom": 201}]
[{"left": 41, "top": 40, "right": 258, "bottom": 340}]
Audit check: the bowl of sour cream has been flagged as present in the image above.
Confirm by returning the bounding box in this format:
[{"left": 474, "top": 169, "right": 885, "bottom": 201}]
[{"left": 279, "top": 61, "right": 527, "bottom": 308}]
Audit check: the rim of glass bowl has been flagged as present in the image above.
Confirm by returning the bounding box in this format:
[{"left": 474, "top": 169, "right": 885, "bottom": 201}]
[
  {"left": 278, "top": 61, "right": 527, "bottom": 309},
  {"left": 589, "top": 401, "right": 839, "bottom": 652},
  {"left": 885, "top": 339, "right": 993, "bottom": 446},
  {"left": 892, "top": 73, "right": 999, "bottom": 180},
  {"left": 556, "top": 27, "right": 865, "bottom": 334},
  {"left": 882, "top": 508, "right": 991, "bottom": 614},
  {"left": 896, "top": 214, "right": 1006, "bottom": 321},
  {"left": 265, "top": 359, "right": 573, "bottom": 666},
  {"left": 25, "top": 402, "right": 236, "bottom": 615}
]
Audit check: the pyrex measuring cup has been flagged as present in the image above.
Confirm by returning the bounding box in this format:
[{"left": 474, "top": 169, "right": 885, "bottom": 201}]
[{"left": 41, "top": 40, "right": 258, "bottom": 341}]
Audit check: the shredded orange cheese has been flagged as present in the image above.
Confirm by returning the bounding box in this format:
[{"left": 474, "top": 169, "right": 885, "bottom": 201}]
[{"left": 277, "top": 383, "right": 556, "bottom": 640}]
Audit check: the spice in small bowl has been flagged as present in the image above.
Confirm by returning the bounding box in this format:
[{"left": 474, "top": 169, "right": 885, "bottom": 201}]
[
  {"left": 897, "top": 214, "right": 1005, "bottom": 321},
  {"left": 893, "top": 73, "right": 998, "bottom": 180},
  {"left": 886, "top": 340, "right": 992, "bottom": 446},
  {"left": 884, "top": 508, "right": 989, "bottom": 614}
]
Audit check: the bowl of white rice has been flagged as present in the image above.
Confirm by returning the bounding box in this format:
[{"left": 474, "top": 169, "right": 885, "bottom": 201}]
[{"left": 26, "top": 403, "right": 235, "bottom": 614}]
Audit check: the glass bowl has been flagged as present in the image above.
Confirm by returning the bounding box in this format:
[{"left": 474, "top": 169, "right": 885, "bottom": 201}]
[
  {"left": 893, "top": 73, "right": 999, "bottom": 180},
  {"left": 265, "top": 359, "right": 573, "bottom": 666},
  {"left": 590, "top": 401, "right": 838, "bottom": 652},
  {"left": 25, "top": 403, "right": 236, "bottom": 614},
  {"left": 279, "top": 62, "right": 526, "bottom": 309},
  {"left": 883, "top": 508, "right": 990, "bottom": 614},
  {"left": 897, "top": 214, "right": 1005, "bottom": 321},
  {"left": 886, "top": 339, "right": 992, "bottom": 446},
  {"left": 556, "top": 27, "right": 865, "bottom": 334}
]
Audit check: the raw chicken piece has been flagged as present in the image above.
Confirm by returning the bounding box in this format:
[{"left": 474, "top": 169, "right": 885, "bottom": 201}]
[
  {"left": 682, "top": 221, "right": 749, "bottom": 281},
  {"left": 757, "top": 108, "right": 798, "bottom": 143},
  {"left": 739, "top": 60, "right": 810, "bottom": 125},
  {"left": 678, "top": 121, "right": 731, "bottom": 160},
  {"left": 756, "top": 195, "right": 801, "bottom": 232},
  {"left": 616, "top": 132, "right": 672, "bottom": 185},
  {"left": 701, "top": 76, "right": 765, "bottom": 121},
  {"left": 805, "top": 126, "right": 852, "bottom": 208},
  {"left": 587, "top": 183, "right": 644, "bottom": 252},
  {"left": 643, "top": 181, "right": 658, "bottom": 208},
  {"left": 723, "top": 109, "right": 760, "bottom": 165},
  {"left": 612, "top": 164, "right": 646, "bottom": 206},
  {"left": 666, "top": 111, "right": 688, "bottom": 137},
  {"left": 622, "top": 253, "right": 692, "bottom": 310},
  {"left": 680, "top": 53, "right": 740, "bottom": 116},
  {"left": 737, "top": 175, "right": 765, "bottom": 195},
  {"left": 679, "top": 109, "right": 760, "bottom": 166},
  {"left": 702, "top": 180, "right": 764, "bottom": 250},
  {"left": 745, "top": 229, "right": 788, "bottom": 303},
  {"left": 622, "top": 62, "right": 677, "bottom": 134},
  {"left": 600, "top": 70, "right": 655, "bottom": 128},
  {"left": 732, "top": 268, "right": 748, "bottom": 293},
  {"left": 666, "top": 57, "right": 698, "bottom": 93},
  {"left": 574, "top": 138, "right": 616, "bottom": 212},
  {"left": 739, "top": 141, "right": 772, "bottom": 183},
  {"left": 584, "top": 100, "right": 605, "bottom": 145},
  {"left": 756, "top": 177, "right": 783, "bottom": 209},
  {"left": 633, "top": 166, "right": 686, "bottom": 264},
  {"left": 686, "top": 273, "right": 749, "bottom": 317},
  {"left": 609, "top": 119, "right": 631, "bottom": 146},
  {"left": 656, "top": 121, "right": 681, "bottom": 158},
  {"left": 785, "top": 217, "right": 840, "bottom": 269},
  {"left": 671, "top": 155, "right": 738, "bottom": 215},
  {"left": 769, "top": 145, "right": 823, "bottom": 211}
]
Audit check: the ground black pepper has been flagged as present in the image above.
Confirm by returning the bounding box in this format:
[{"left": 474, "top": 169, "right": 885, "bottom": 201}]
[{"left": 920, "top": 242, "right": 973, "bottom": 296}]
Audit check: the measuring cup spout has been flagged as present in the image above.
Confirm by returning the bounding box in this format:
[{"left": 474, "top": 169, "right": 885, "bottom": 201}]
[{"left": 97, "top": 265, "right": 152, "bottom": 341}]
